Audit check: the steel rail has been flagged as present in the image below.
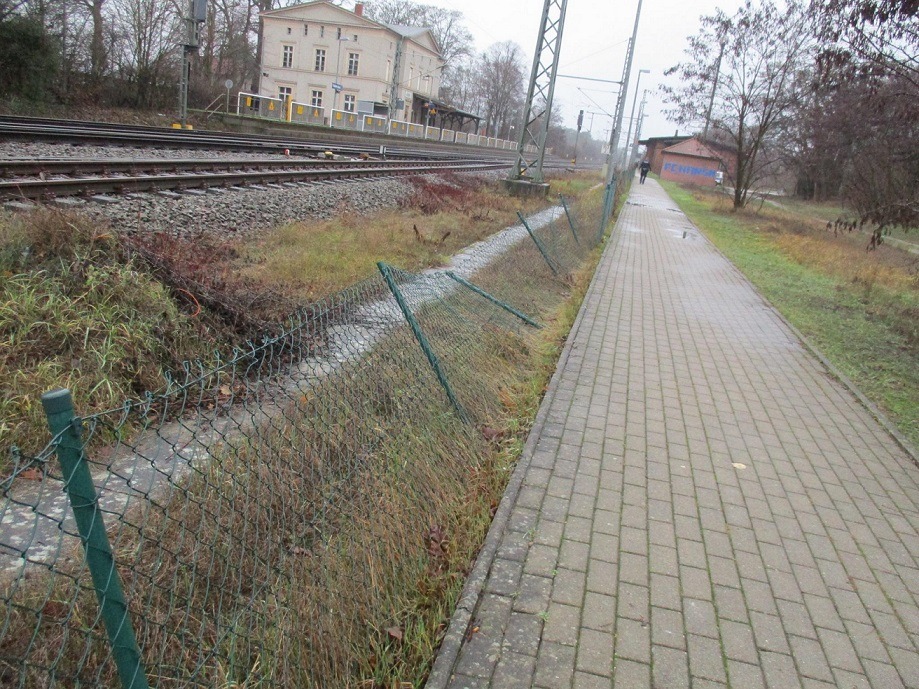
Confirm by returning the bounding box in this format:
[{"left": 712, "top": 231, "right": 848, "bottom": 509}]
[
  {"left": 0, "top": 118, "right": 519, "bottom": 162},
  {"left": 0, "top": 160, "right": 509, "bottom": 200},
  {"left": 0, "top": 156, "right": 495, "bottom": 178}
]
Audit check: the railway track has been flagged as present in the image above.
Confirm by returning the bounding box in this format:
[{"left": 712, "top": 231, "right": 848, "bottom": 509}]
[
  {"left": 0, "top": 115, "right": 521, "bottom": 162},
  {"left": 0, "top": 157, "right": 510, "bottom": 201},
  {"left": 0, "top": 116, "right": 588, "bottom": 202}
]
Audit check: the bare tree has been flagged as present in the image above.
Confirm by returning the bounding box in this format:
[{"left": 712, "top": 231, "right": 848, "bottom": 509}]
[
  {"left": 812, "top": 0, "right": 918, "bottom": 88},
  {"left": 662, "top": 0, "right": 812, "bottom": 209},
  {"left": 477, "top": 41, "right": 526, "bottom": 137},
  {"left": 74, "top": 0, "right": 106, "bottom": 81},
  {"left": 364, "top": 1, "right": 472, "bottom": 67},
  {"left": 109, "top": 0, "right": 180, "bottom": 107},
  {"left": 807, "top": 0, "right": 919, "bottom": 237}
]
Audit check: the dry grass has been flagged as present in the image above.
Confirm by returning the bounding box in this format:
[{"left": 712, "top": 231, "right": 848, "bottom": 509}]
[
  {"left": 0, "top": 210, "right": 221, "bottom": 457},
  {"left": 0, "top": 188, "right": 609, "bottom": 688},
  {"left": 234, "top": 173, "right": 601, "bottom": 302}
]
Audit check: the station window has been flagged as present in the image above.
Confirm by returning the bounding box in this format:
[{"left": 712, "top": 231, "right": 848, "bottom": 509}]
[
  {"left": 347, "top": 53, "right": 359, "bottom": 76},
  {"left": 279, "top": 86, "right": 292, "bottom": 100},
  {"left": 311, "top": 90, "right": 323, "bottom": 107},
  {"left": 315, "top": 48, "right": 326, "bottom": 71},
  {"left": 282, "top": 45, "right": 293, "bottom": 68},
  {"left": 344, "top": 94, "right": 356, "bottom": 112}
]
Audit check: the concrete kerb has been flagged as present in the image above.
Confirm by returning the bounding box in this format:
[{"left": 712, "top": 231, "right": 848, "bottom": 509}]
[
  {"left": 673, "top": 186, "right": 919, "bottom": 467},
  {"left": 424, "top": 219, "right": 620, "bottom": 688}
]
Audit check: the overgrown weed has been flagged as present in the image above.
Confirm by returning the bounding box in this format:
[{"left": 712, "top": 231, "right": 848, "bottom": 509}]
[{"left": 0, "top": 210, "right": 221, "bottom": 455}]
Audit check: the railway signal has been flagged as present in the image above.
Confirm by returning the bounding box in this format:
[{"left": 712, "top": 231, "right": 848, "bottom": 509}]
[{"left": 178, "top": 0, "right": 208, "bottom": 128}]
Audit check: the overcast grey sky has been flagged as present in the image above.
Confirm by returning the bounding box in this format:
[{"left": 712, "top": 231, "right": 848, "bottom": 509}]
[{"left": 403, "top": 0, "right": 746, "bottom": 143}]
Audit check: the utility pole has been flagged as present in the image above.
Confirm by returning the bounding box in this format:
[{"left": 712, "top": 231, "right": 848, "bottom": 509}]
[
  {"left": 631, "top": 89, "right": 648, "bottom": 167},
  {"left": 388, "top": 36, "right": 405, "bottom": 120},
  {"left": 508, "top": 0, "right": 569, "bottom": 192},
  {"left": 600, "top": 0, "right": 644, "bottom": 230},
  {"left": 179, "top": 0, "right": 207, "bottom": 127},
  {"left": 572, "top": 109, "right": 583, "bottom": 166},
  {"left": 624, "top": 68, "right": 649, "bottom": 169}
]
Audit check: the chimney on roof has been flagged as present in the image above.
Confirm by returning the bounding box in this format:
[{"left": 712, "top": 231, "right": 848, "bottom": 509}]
[{"left": 355, "top": 2, "right": 364, "bottom": 16}]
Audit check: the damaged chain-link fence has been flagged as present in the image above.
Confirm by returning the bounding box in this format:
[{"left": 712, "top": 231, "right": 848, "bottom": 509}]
[{"left": 0, "top": 188, "right": 615, "bottom": 688}]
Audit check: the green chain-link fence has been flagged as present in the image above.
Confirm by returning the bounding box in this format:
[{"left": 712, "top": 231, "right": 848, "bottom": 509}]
[{"left": 0, "top": 188, "right": 615, "bottom": 687}]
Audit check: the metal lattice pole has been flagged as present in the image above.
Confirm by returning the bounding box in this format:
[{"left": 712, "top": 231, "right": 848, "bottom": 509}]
[
  {"left": 510, "top": 0, "right": 569, "bottom": 184},
  {"left": 600, "top": 0, "right": 645, "bottom": 230}
]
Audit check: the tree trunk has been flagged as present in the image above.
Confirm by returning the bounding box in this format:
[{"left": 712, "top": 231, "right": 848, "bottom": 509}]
[{"left": 90, "top": 0, "right": 105, "bottom": 80}]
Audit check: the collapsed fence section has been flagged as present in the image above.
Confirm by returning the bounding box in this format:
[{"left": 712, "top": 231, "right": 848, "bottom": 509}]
[{"left": 0, "top": 190, "right": 614, "bottom": 688}]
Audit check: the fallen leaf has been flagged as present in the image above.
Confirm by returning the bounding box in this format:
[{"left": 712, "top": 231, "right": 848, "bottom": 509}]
[
  {"left": 19, "top": 468, "right": 42, "bottom": 481},
  {"left": 386, "top": 625, "right": 403, "bottom": 641},
  {"left": 481, "top": 426, "right": 502, "bottom": 442}
]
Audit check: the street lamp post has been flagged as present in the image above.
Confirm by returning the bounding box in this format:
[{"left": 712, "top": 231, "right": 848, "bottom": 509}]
[
  {"left": 624, "top": 68, "right": 650, "bottom": 169},
  {"left": 333, "top": 37, "right": 350, "bottom": 112}
]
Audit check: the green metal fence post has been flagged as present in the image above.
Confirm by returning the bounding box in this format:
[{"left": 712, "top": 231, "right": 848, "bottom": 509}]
[
  {"left": 445, "top": 272, "right": 542, "bottom": 328},
  {"left": 598, "top": 178, "right": 616, "bottom": 243},
  {"left": 378, "top": 263, "right": 469, "bottom": 423},
  {"left": 559, "top": 195, "right": 580, "bottom": 245},
  {"left": 516, "top": 211, "right": 559, "bottom": 276},
  {"left": 41, "top": 389, "right": 150, "bottom": 689}
]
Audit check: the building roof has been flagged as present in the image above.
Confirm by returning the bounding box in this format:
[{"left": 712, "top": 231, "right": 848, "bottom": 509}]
[
  {"left": 260, "top": 1, "right": 441, "bottom": 56},
  {"left": 639, "top": 135, "right": 691, "bottom": 146},
  {"left": 662, "top": 137, "right": 723, "bottom": 159},
  {"left": 385, "top": 24, "right": 430, "bottom": 39}
]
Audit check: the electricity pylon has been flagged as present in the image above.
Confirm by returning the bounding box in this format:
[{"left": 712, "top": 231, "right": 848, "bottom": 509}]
[{"left": 510, "top": 0, "right": 569, "bottom": 187}]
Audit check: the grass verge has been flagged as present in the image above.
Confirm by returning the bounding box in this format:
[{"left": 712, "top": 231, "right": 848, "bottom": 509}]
[
  {"left": 661, "top": 181, "right": 919, "bottom": 450},
  {"left": 0, "top": 171, "right": 602, "bottom": 466},
  {"left": 0, "top": 211, "right": 221, "bottom": 454},
  {"left": 235, "top": 173, "right": 598, "bottom": 302}
]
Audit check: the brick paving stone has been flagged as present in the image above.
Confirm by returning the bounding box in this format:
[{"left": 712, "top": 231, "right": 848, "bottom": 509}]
[
  {"left": 533, "top": 641, "right": 576, "bottom": 688},
  {"left": 577, "top": 628, "right": 614, "bottom": 675},
  {"left": 720, "top": 619, "right": 759, "bottom": 664},
  {"left": 543, "top": 602, "right": 580, "bottom": 646},
  {"left": 491, "top": 651, "right": 536, "bottom": 688},
  {"left": 652, "top": 646, "right": 690, "bottom": 689},
  {"left": 432, "top": 179, "right": 919, "bottom": 689}
]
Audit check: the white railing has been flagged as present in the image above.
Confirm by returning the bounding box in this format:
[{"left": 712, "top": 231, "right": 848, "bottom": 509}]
[
  {"left": 361, "top": 114, "right": 387, "bottom": 133},
  {"left": 330, "top": 109, "right": 361, "bottom": 130},
  {"left": 237, "top": 91, "right": 285, "bottom": 120},
  {"left": 289, "top": 102, "right": 324, "bottom": 125},
  {"left": 233, "top": 92, "right": 526, "bottom": 155}
]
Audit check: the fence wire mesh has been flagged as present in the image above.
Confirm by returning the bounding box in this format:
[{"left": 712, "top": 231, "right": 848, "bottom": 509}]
[{"left": 0, "top": 189, "right": 613, "bottom": 688}]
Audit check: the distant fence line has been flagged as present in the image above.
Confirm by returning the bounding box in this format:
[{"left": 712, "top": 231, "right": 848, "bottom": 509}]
[{"left": 236, "top": 91, "right": 532, "bottom": 154}]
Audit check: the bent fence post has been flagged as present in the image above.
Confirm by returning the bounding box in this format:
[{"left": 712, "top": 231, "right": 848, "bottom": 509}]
[
  {"left": 41, "top": 389, "right": 150, "bottom": 689},
  {"left": 559, "top": 195, "right": 579, "bottom": 244},
  {"left": 516, "top": 211, "right": 559, "bottom": 276},
  {"left": 378, "top": 263, "right": 469, "bottom": 423},
  {"left": 445, "top": 272, "right": 542, "bottom": 328},
  {"left": 598, "top": 177, "right": 617, "bottom": 243}
]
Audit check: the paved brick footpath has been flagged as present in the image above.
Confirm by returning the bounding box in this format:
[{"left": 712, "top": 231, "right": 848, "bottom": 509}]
[{"left": 435, "top": 178, "right": 919, "bottom": 688}]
